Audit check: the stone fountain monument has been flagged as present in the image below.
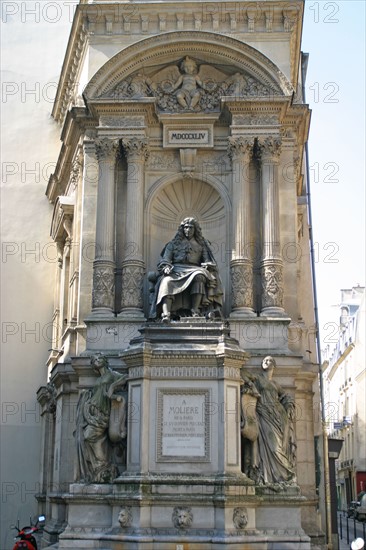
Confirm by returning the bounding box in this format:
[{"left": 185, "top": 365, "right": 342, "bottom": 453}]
[{"left": 37, "top": 1, "right": 323, "bottom": 548}]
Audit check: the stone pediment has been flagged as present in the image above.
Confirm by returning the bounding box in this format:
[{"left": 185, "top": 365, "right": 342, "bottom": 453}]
[
  {"left": 101, "top": 57, "right": 282, "bottom": 113},
  {"left": 84, "top": 32, "right": 293, "bottom": 112}
]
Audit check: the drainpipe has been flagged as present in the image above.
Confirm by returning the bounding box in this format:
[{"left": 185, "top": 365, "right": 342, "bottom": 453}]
[{"left": 301, "top": 52, "right": 333, "bottom": 549}]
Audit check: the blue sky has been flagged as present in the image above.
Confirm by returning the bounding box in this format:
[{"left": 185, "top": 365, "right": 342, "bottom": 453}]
[{"left": 301, "top": 1, "right": 366, "bottom": 349}]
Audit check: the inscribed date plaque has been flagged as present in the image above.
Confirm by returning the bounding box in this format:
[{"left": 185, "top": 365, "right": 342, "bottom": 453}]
[{"left": 156, "top": 389, "right": 210, "bottom": 462}]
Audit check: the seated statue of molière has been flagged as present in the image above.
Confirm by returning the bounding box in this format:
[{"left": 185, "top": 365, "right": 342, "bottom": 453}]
[{"left": 149, "top": 217, "right": 223, "bottom": 321}]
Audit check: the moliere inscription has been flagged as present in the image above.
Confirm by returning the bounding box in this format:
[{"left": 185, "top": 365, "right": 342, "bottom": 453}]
[{"left": 156, "top": 388, "right": 211, "bottom": 462}]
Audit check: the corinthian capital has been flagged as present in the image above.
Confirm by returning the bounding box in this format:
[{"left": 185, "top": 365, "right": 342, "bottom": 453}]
[
  {"left": 122, "top": 137, "right": 149, "bottom": 161},
  {"left": 227, "top": 136, "right": 254, "bottom": 161},
  {"left": 256, "top": 136, "right": 282, "bottom": 160},
  {"left": 95, "top": 138, "right": 119, "bottom": 161}
]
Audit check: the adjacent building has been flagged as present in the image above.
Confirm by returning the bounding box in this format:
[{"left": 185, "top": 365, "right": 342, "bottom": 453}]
[{"left": 322, "top": 286, "right": 366, "bottom": 509}]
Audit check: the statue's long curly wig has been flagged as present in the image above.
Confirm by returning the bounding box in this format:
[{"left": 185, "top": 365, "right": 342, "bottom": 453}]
[{"left": 172, "top": 217, "right": 205, "bottom": 247}]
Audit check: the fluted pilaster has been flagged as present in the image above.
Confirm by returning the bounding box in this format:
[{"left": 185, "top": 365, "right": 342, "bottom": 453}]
[
  {"left": 120, "top": 137, "right": 149, "bottom": 317},
  {"left": 257, "top": 136, "right": 285, "bottom": 316},
  {"left": 91, "top": 138, "right": 119, "bottom": 315}
]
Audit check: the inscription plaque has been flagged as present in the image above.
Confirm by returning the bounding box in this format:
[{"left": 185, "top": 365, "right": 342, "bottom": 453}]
[
  {"left": 157, "top": 389, "right": 210, "bottom": 462},
  {"left": 163, "top": 125, "right": 213, "bottom": 148}
]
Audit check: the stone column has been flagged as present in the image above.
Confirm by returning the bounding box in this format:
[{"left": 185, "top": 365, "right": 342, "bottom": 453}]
[
  {"left": 92, "top": 138, "right": 119, "bottom": 316},
  {"left": 228, "top": 136, "right": 255, "bottom": 317},
  {"left": 257, "top": 136, "right": 285, "bottom": 316},
  {"left": 120, "top": 137, "right": 149, "bottom": 318}
]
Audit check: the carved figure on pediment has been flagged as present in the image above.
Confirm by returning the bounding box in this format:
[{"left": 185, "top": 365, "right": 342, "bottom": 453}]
[
  {"left": 113, "top": 72, "right": 156, "bottom": 99},
  {"left": 169, "top": 56, "right": 216, "bottom": 109},
  {"left": 75, "top": 354, "right": 128, "bottom": 483},
  {"left": 149, "top": 217, "right": 223, "bottom": 321},
  {"left": 104, "top": 59, "right": 281, "bottom": 112},
  {"left": 240, "top": 356, "right": 296, "bottom": 486}
]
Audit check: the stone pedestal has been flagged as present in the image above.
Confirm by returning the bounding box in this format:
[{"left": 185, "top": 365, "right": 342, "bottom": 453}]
[{"left": 52, "top": 322, "right": 310, "bottom": 549}]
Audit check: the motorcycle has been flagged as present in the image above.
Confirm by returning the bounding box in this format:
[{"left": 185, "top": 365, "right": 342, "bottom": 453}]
[{"left": 11, "top": 515, "right": 45, "bottom": 550}]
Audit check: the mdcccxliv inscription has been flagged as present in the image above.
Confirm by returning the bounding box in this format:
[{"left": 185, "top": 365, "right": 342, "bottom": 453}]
[{"left": 163, "top": 126, "right": 213, "bottom": 148}]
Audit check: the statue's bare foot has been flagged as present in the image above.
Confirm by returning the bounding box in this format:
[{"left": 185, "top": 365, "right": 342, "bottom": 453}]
[
  {"left": 161, "top": 313, "right": 171, "bottom": 322},
  {"left": 191, "top": 309, "right": 200, "bottom": 317}
]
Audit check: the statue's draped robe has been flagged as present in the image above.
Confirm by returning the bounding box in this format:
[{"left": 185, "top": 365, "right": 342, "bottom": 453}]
[
  {"left": 251, "top": 374, "right": 296, "bottom": 484},
  {"left": 76, "top": 370, "right": 125, "bottom": 483}
]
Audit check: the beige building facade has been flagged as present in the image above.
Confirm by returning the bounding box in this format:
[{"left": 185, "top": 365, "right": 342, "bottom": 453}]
[
  {"left": 322, "top": 286, "right": 366, "bottom": 511},
  {"left": 1, "top": 0, "right": 325, "bottom": 548}
]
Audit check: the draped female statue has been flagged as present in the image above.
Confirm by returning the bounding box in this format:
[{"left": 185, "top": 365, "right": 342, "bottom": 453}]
[
  {"left": 241, "top": 356, "right": 296, "bottom": 486},
  {"left": 75, "top": 354, "right": 127, "bottom": 483}
]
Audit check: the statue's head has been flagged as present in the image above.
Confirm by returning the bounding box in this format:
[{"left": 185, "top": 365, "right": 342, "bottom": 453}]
[
  {"left": 181, "top": 56, "right": 197, "bottom": 75},
  {"left": 261, "top": 355, "right": 276, "bottom": 371},
  {"left": 91, "top": 353, "right": 109, "bottom": 373},
  {"left": 233, "top": 507, "right": 248, "bottom": 529},
  {"left": 118, "top": 506, "right": 132, "bottom": 528},
  {"left": 172, "top": 506, "right": 193, "bottom": 529}
]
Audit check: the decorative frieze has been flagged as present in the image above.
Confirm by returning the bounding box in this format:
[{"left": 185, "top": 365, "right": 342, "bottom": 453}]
[
  {"left": 128, "top": 365, "right": 241, "bottom": 380},
  {"left": 232, "top": 114, "right": 279, "bottom": 126},
  {"left": 99, "top": 115, "right": 145, "bottom": 128}
]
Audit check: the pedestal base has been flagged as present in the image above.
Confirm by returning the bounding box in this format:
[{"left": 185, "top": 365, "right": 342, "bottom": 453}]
[{"left": 50, "top": 479, "right": 310, "bottom": 550}]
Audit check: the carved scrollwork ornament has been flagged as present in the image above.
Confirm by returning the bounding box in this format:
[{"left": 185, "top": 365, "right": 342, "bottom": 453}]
[
  {"left": 94, "top": 138, "right": 120, "bottom": 162},
  {"left": 70, "top": 153, "right": 83, "bottom": 189}
]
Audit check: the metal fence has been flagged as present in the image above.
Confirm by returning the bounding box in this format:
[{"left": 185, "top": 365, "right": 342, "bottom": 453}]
[{"left": 339, "top": 512, "right": 366, "bottom": 545}]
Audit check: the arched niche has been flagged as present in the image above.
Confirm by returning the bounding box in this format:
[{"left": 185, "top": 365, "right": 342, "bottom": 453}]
[{"left": 145, "top": 175, "right": 230, "bottom": 316}]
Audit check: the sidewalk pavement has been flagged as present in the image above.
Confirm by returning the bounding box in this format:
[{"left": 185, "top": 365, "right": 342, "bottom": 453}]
[
  {"left": 339, "top": 536, "right": 351, "bottom": 549},
  {"left": 338, "top": 535, "right": 365, "bottom": 549}
]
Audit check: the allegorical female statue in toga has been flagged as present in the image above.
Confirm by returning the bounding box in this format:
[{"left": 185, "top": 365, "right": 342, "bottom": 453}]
[
  {"left": 241, "top": 356, "right": 296, "bottom": 486},
  {"left": 149, "top": 217, "right": 223, "bottom": 321},
  {"left": 75, "top": 354, "right": 127, "bottom": 483}
]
